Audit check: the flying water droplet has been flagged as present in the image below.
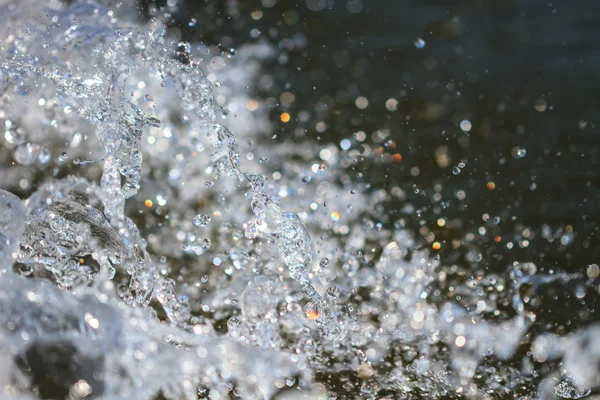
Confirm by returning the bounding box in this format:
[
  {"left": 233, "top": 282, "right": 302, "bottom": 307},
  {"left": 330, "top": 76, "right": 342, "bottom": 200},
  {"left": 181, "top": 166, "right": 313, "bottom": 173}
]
[
  {"left": 14, "top": 143, "right": 41, "bottom": 165},
  {"left": 414, "top": 38, "right": 426, "bottom": 49},
  {"left": 200, "top": 238, "right": 211, "bottom": 250},
  {"left": 193, "top": 213, "right": 211, "bottom": 227},
  {"left": 326, "top": 286, "right": 340, "bottom": 298},
  {"left": 304, "top": 302, "right": 320, "bottom": 320}
]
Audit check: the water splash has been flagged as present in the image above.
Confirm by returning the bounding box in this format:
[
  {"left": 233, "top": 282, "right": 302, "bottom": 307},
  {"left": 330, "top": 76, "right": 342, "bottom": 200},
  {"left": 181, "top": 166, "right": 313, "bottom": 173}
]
[{"left": 0, "top": 1, "right": 597, "bottom": 399}]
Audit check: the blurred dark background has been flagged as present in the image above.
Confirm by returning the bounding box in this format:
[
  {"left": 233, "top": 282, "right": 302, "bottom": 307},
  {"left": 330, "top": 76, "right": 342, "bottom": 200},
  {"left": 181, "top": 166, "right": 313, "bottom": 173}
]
[{"left": 141, "top": 0, "right": 600, "bottom": 331}]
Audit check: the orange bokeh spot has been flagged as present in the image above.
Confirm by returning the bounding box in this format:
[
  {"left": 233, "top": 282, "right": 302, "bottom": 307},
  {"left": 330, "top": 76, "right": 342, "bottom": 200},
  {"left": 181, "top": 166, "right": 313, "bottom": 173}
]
[
  {"left": 280, "top": 112, "right": 291, "bottom": 123},
  {"left": 486, "top": 181, "right": 495, "bottom": 191},
  {"left": 494, "top": 235, "right": 501, "bottom": 243},
  {"left": 392, "top": 153, "right": 402, "bottom": 162}
]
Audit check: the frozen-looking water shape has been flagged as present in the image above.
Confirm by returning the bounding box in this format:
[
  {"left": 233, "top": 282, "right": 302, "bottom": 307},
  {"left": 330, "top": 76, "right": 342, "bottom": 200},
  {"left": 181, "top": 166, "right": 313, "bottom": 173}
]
[{"left": 0, "top": 0, "right": 598, "bottom": 399}]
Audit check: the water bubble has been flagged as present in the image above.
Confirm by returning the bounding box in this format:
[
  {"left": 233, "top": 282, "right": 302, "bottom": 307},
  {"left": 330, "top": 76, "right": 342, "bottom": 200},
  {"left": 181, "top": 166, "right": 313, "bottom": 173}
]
[
  {"left": 340, "top": 138, "right": 351, "bottom": 150},
  {"left": 200, "top": 238, "right": 211, "bottom": 250},
  {"left": 534, "top": 98, "right": 547, "bottom": 112},
  {"left": 452, "top": 166, "right": 461, "bottom": 175},
  {"left": 357, "top": 363, "right": 374, "bottom": 379},
  {"left": 193, "top": 213, "right": 211, "bottom": 227},
  {"left": 14, "top": 143, "right": 41, "bottom": 165},
  {"left": 38, "top": 147, "right": 51, "bottom": 164},
  {"left": 575, "top": 285, "right": 587, "bottom": 299},
  {"left": 587, "top": 264, "right": 600, "bottom": 279},
  {"left": 304, "top": 302, "right": 320, "bottom": 320},
  {"left": 512, "top": 146, "right": 527, "bottom": 159},
  {"left": 460, "top": 119, "right": 472, "bottom": 132},
  {"left": 414, "top": 38, "right": 426, "bottom": 49},
  {"left": 16, "top": 263, "right": 33, "bottom": 276}
]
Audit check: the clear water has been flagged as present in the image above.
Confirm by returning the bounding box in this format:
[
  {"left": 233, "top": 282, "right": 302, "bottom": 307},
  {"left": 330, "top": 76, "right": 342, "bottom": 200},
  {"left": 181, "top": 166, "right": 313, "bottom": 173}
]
[{"left": 0, "top": 1, "right": 598, "bottom": 399}]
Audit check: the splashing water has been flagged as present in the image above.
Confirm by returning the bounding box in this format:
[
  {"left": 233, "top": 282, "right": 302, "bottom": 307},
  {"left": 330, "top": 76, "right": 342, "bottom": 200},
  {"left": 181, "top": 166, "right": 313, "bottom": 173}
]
[{"left": 0, "top": 1, "right": 598, "bottom": 399}]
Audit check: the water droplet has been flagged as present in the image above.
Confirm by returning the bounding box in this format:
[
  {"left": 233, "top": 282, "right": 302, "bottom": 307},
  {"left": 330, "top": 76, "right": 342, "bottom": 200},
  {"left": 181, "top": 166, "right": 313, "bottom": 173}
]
[
  {"left": 511, "top": 146, "right": 527, "bottom": 159},
  {"left": 38, "top": 147, "right": 51, "bottom": 164},
  {"left": 193, "top": 213, "right": 211, "bottom": 227},
  {"left": 14, "top": 143, "right": 41, "bottom": 165},
  {"left": 304, "top": 302, "right": 320, "bottom": 320},
  {"left": 200, "top": 238, "right": 211, "bottom": 250},
  {"left": 414, "top": 38, "right": 426, "bottom": 49},
  {"left": 460, "top": 119, "right": 472, "bottom": 132},
  {"left": 16, "top": 263, "right": 34, "bottom": 276}
]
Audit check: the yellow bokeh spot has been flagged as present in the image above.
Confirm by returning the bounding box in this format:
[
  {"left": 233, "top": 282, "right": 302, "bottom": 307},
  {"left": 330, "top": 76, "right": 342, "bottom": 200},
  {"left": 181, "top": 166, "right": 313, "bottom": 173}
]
[
  {"left": 437, "top": 218, "right": 446, "bottom": 227},
  {"left": 486, "top": 181, "right": 496, "bottom": 191},
  {"left": 280, "top": 112, "right": 291, "bottom": 123},
  {"left": 144, "top": 199, "right": 153, "bottom": 207},
  {"left": 331, "top": 211, "right": 340, "bottom": 221},
  {"left": 432, "top": 242, "right": 441, "bottom": 250}
]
